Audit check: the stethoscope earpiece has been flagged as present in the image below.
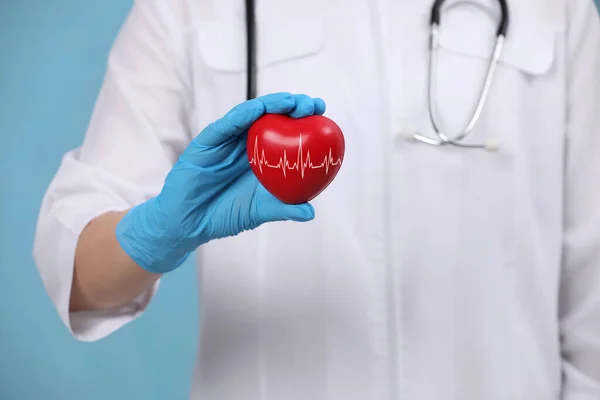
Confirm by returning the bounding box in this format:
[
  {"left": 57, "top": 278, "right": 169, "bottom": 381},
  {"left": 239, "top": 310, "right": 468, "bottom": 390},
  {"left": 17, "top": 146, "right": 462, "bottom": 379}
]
[{"left": 483, "top": 138, "right": 500, "bottom": 152}]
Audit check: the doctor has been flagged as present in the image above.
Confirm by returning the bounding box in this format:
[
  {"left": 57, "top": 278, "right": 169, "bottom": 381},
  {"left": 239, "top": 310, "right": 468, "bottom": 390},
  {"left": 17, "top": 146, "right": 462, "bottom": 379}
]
[{"left": 33, "top": 0, "right": 600, "bottom": 399}]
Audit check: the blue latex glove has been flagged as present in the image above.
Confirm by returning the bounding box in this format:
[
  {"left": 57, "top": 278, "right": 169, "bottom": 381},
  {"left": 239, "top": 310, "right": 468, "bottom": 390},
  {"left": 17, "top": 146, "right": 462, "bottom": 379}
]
[{"left": 115, "top": 93, "right": 325, "bottom": 274}]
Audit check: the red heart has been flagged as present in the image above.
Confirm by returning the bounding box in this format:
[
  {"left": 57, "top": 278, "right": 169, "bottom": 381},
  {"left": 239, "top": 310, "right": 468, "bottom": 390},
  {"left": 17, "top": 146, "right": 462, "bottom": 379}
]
[{"left": 247, "top": 114, "right": 345, "bottom": 204}]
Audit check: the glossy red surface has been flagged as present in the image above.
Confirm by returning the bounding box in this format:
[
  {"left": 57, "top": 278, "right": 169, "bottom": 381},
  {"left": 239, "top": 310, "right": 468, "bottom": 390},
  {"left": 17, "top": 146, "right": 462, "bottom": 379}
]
[{"left": 247, "top": 114, "right": 345, "bottom": 204}]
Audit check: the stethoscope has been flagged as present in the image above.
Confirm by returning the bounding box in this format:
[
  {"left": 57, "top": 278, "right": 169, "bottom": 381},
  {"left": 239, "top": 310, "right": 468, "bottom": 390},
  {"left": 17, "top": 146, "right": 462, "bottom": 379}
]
[{"left": 244, "top": 0, "right": 509, "bottom": 152}]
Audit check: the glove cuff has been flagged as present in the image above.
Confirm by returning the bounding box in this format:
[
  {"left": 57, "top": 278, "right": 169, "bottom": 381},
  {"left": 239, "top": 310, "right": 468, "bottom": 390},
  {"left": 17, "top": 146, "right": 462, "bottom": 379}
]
[{"left": 115, "top": 199, "right": 191, "bottom": 274}]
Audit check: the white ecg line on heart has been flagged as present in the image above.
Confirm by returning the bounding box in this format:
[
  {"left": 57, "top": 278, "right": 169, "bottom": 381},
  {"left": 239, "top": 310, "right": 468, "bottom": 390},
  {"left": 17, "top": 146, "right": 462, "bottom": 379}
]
[{"left": 249, "top": 135, "right": 342, "bottom": 178}]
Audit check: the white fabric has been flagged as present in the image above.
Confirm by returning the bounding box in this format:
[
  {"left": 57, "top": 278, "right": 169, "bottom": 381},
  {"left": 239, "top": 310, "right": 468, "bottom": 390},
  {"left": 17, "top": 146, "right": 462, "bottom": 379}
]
[{"left": 32, "top": 0, "right": 600, "bottom": 398}]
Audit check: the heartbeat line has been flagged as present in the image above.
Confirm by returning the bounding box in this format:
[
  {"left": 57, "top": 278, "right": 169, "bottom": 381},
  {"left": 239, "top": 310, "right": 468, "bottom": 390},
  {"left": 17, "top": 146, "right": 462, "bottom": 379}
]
[{"left": 249, "top": 135, "right": 342, "bottom": 178}]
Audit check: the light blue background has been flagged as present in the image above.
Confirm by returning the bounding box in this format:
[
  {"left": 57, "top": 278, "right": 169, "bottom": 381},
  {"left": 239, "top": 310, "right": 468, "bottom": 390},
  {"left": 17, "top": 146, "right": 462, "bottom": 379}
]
[
  {"left": 1, "top": 1, "right": 599, "bottom": 400},
  {"left": 0, "top": 1, "right": 198, "bottom": 399}
]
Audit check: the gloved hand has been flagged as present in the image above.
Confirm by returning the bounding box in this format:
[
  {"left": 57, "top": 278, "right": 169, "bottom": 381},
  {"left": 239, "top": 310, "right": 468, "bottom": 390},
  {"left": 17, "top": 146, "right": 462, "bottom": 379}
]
[{"left": 115, "top": 92, "right": 325, "bottom": 274}]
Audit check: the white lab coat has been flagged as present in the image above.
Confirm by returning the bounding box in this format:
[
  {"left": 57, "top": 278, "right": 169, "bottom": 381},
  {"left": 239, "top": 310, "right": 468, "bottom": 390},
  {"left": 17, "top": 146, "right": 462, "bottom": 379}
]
[{"left": 33, "top": 0, "right": 600, "bottom": 399}]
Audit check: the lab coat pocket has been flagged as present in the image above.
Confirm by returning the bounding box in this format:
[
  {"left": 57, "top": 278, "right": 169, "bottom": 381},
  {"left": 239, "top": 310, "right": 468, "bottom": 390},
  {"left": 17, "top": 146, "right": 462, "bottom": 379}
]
[
  {"left": 196, "top": 17, "right": 326, "bottom": 73},
  {"left": 192, "top": 17, "right": 328, "bottom": 128},
  {"left": 430, "top": 4, "right": 558, "bottom": 154},
  {"left": 436, "top": 12, "right": 555, "bottom": 76}
]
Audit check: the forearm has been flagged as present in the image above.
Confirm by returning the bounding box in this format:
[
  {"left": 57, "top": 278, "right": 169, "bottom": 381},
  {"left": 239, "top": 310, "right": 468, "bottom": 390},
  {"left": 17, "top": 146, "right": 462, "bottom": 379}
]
[{"left": 70, "top": 210, "right": 160, "bottom": 312}]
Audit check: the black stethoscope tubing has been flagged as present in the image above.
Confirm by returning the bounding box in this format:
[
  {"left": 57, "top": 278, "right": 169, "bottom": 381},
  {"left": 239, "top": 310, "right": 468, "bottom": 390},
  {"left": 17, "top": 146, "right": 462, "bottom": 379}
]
[
  {"left": 245, "top": 0, "right": 257, "bottom": 100},
  {"left": 430, "top": 0, "right": 509, "bottom": 36}
]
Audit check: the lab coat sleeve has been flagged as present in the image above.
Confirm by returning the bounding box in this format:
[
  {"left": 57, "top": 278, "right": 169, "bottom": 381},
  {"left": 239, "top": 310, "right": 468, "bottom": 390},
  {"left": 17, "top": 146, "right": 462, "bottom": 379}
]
[
  {"left": 32, "top": 0, "right": 193, "bottom": 342},
  {"left": 559, "top": 0, "right": 600, "bottom": 398}
]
